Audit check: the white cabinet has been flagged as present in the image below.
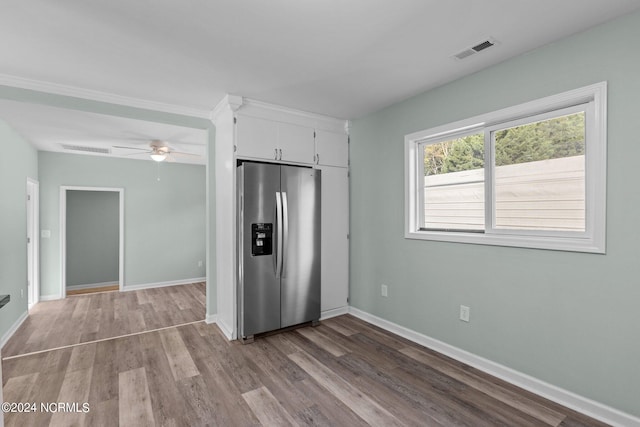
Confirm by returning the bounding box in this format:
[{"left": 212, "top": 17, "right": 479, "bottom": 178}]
[
  {"left": 236, "top": 115, "right": 315, "bottom": 164},
  {"left": 279, "top": 122, "right": 316, "bottom": 163},
  {"left": 315, "top": 130, "right": 349, "bottom": 167},
  {"left": 319, "top": 165, "right": 349, "bottom": 312},
  {"left": 236, "top": 115, "right": 278, "bottom": 160}
]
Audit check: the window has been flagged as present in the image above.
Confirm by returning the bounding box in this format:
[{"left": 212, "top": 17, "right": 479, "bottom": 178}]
[{"left": 405, "top": 82, "right": 606, "bottom": 253}]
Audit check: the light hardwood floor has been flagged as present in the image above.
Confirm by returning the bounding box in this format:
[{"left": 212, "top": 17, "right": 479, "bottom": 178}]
[
  {"left": 2, "top": 282, "right": 206, "bottom": 358},
  {"left": 66, "top": 285, "right": 120, "bottom": 296},
  {"left": 2, "top": 298, "right": 607, "bottom": 426}
]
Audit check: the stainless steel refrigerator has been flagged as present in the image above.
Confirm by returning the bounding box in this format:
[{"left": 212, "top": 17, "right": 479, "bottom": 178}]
[{"left": 237, "top": 161, "right": 321, "bottom": 341}]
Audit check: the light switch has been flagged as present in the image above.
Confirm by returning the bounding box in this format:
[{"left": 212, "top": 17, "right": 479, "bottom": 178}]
[{"left": 41, "top": 230, "right": 51, "bottom": 238}]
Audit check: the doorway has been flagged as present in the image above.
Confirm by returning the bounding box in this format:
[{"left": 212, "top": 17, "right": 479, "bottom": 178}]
[
  {"left": 60, "top": 186, "right": 124, "bottom": 298},
  {"left": 26, "top": 178, "right": 39, "bottom": 308}
]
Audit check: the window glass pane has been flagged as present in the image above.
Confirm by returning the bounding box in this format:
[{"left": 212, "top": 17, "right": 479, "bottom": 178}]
[
  {"left": 423, "top": 133, "right": 484, "bottom": 231},
  {"left": 493, "top": 112, "right": 585, "bottom": 232}
]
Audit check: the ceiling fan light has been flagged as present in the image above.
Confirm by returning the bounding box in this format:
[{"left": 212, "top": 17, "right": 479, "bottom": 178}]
[{"left": 150, "top": 153, "right": 167, "bottom": 162}]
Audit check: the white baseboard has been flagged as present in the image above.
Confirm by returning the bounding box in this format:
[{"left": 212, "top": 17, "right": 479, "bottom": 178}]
[
  {"left": 205, "top": 313, "right": 217, "bottom": 324},
  {"left": 320, "top": 306, "right": 349, "bottom": 320},
  {"left": 39, "top": 294, "right": 61, "bottom": 301},
  {"left": 123, "top": 277, "right": 206, "bottom": 292},
  {"left": 215, "top": 318, "right": 234, "bottom": 340},
  {"left": 1, "top": 310, "right": 28, "bottom": 349},
  {"left": 66, "top": 281, "right": 118, "bottom": 291},
  {"left": 348, "top": 307, "right": 640, "bottom": 427}
]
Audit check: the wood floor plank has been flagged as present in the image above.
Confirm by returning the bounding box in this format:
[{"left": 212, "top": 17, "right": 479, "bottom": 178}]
[
  {"left": 71, "top": 297, "right": 91, "bottom": 319},
  {"left": 289, "top": 350, "right": 405, "bottom": 427},
  {"left": 159, "top": 328, "right": 199, "bottom": 381},
  {"left": 296, "top": 326, "right": 350, "bottom": 357},
  {"left": 118, "top": 367, "right": 156, "bottom": 427},
  {"left": 66, "top": 342, "right": 97, "bottom": 372},
  {"left": 321, "top": 317, "right": 359, "bottom": 336},
  {"left": 88, "top": 339, "right": 118, "bottom": 404},
  {"left": 138, "top": 331, "right": 193, "bottom": 427},
  {"left": 293, "top": 377, "right": 371, "bottom": 427},
  {"left": 49, "top": 366, "right": 93, "bottom": 426},
  {"left": 400, "top": 346, "right": 567, "bottom": 426},
  {"left": 85, "top": 399, "right": 119, "bottom": 427},
  {"left": 176, "top": 325, "right": 261, "bottom": 426},
  {"left": 243, "top": 386, "right": 298, "bottom": 427}
]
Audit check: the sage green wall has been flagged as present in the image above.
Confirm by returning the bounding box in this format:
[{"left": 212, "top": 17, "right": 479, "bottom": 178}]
[
  {"left": 39, "top": 152, "right": 205, "bottom": 295},
  {"left": 0, "top": 85, "right": 217, "bottom": 316},
  {"left": 349, "top": 11, "right": 640, "bottom": 417},
  {"left": 66, "top": 190, "right": 119, "bottom": 287},
  {"left": 0, "top": 120, "right": 38, "bottom": 342}
]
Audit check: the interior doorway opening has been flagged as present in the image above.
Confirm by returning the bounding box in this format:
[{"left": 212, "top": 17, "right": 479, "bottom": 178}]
[{"left": 60, "top": 186, "right": 124, "bottom": 298}]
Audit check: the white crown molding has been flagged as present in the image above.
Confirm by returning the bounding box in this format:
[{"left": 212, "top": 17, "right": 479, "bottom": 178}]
[
  {"left": 210, "top": 94, "right": 244, "bottom": 124},
  {"left": 0, "top": 73, "right": 212, "bottom": 119},
  {"left": 348, "top": 307, "right": 640, "bottom": 427},
  {"left": 239, "top": 97, "right": 348, "bottom": 133}
]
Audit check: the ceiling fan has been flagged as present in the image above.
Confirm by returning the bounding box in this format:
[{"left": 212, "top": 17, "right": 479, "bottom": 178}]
[{"left": 112, "top": 140, "right": 199, "bottom": 162}]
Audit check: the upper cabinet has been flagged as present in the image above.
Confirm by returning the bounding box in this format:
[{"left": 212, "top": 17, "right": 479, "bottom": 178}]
[
  {"left": 236, "top": 115, "right": 315, "bottom": 164},
  {"left": 315, "top": 130, "right": 348, "bottom": 167},
  {"left": 235, "top": 115, "right": 278, "bottom": 160},
  {"left": 279, "top": 122, "right": 316, "bottom": 164}
]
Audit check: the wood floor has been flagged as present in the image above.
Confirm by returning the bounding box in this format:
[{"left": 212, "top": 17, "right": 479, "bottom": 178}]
[
  {"left": 2, "top": 305, "right": 607, "bottom": 426},
  {"left": 2, "top": 282, "right": 206, "bottom": 358},
  {"left": 66, "top": 284, "right": 120, "bottom": 296}
]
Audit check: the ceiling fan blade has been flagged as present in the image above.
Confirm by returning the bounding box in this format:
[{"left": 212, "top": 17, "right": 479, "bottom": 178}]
[
  {"left": 122, "top": 151, "right": 151, "bottom": 157},
  {"left": 112, "top": 145, "right": 150, "bottom": 151},
  {"left": 170, "top": 151, "right": 200, "bottom": 157}
]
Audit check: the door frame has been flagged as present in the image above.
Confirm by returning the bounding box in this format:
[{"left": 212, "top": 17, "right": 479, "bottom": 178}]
[
  {"left": 26, "top": 178, "right": 40, "bottom": 308},
  {"left": 60, "top": 186, "right": 125, "bottom": 298}
]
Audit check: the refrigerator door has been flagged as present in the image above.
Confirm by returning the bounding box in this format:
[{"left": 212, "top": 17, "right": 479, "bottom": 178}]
[
  {"left": 280, "top": 166, "right": 321, "bottom": 328},
  {"left": 238, "top": 162, "right": 282, "bottom": 338}
]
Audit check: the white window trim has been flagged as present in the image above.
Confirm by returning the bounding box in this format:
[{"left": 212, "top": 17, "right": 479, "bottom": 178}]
[{"left": 404, "top": 82, "right": 607, "bottom": 253}]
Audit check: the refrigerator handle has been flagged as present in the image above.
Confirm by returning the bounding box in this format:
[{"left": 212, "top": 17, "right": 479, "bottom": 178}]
[
  {"left": 281, "top": 192, "right": 289, "bottom": 277},
  {"left": 275, "top": 191, "right": 283, "bottom": 278}
]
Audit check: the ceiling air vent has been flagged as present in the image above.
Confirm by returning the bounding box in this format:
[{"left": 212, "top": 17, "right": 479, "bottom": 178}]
[
  {"left": 453, "top": 38, "right": 497, "bottom": 60},
  {"left": 61, "top": 144, "right": 110, "bottom": 154}
]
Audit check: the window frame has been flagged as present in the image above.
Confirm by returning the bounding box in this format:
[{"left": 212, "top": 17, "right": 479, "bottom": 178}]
[{"left": 404, "top": 82, "right": 607, "bottom": 253}]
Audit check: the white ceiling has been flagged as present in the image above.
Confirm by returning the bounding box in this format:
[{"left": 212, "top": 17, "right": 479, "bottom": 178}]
[
  {"left": 1, "top": 0, "right": 639, "bottom": 161},
  {"left": 0, "top": 100, "right": 208, "bottom": 164}
]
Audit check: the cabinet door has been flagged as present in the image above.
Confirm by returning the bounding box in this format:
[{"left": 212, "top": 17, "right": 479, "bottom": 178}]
[
  {"left": 278, "top": 122, "right": 315, "bottom": 164},
  {"left": 319, "top": 166, "right": 349, "bottom": 312},
  {"left": 236, "top": 115, "right": 279, "bottom": 160},
  {"left": 316, "top": 130, "right": 348, "bottom": 167}
]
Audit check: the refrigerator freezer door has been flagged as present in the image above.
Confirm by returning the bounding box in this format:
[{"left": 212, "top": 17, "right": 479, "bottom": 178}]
[
  {"left": 280, "top": 166, "right": 321, "bottom": 328},
  {"left": 238, "top": 162, "right": 282, "bottom": 338}
]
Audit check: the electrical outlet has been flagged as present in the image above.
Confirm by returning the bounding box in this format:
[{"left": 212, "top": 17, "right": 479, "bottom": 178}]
[
  {"left": 21, "top": 289, "right": 24, "bottom": 298},
  {"left": 459, "top": 305, "right": 470, "bottom": 322},
  {"left": 198, "top": 260, "right": 203, "bottom": 267},
  {"left": 381, "top": 284, "right": 388, "bottom": 297}
]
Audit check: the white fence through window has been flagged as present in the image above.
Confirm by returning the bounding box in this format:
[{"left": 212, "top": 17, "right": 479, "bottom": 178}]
[{"left": 424, "top": 155, "right": 585, "bottom": 232}]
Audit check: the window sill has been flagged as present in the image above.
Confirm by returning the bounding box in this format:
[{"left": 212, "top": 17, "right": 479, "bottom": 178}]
[{"left": 405, "top": 229, "right": 605, "bottom": 254}]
